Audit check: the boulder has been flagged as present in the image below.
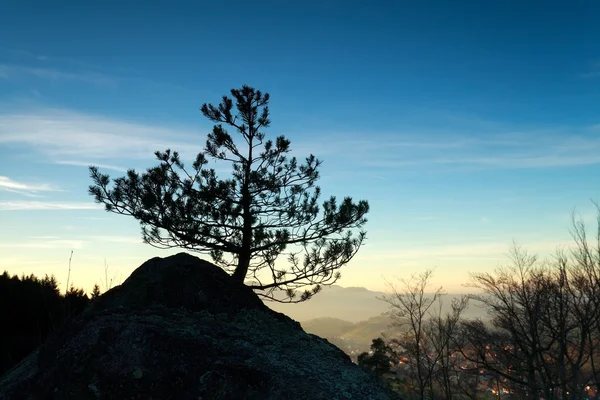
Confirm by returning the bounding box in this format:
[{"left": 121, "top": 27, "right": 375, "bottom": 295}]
[{"left": 0, "top": 253, "right": 399, "bottom": 400}]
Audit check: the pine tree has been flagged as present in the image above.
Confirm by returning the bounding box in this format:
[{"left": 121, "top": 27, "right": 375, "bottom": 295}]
[
  {"left": 91, "top": 284, "right": 101, "bottom": 300},
  {"left": 89, "top": 85, "right": 369, "bottom": 302},
  {"left": 358, "top": 337, "right": 394, "bottom": 376}
]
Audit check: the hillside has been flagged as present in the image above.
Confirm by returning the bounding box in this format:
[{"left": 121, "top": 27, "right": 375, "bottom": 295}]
[
  {"left": 299, "top": 314, "right": 400, "bottom": 356},
  {"left": 300, "top": 317, "right": 356, "bottom": 338},
  {"left": 341, "top": 315, "right": 397, "bottom": 344}
]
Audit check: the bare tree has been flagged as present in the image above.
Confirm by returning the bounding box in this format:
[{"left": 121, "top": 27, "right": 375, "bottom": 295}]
[
  {"left": 461, "top": 244, "right": 553, "bottom": 399},
  {"left": 379, "top": 269, "right": 468, "bottom": 400},
  {"left": 566, "top": 205, "right": 600, "bottom": 399},
  {"left": 427, "top": 295, "right": 469, "bottom": 400},
  {"left": 461, "top": 204, "right": 600, "bottom": 400}
]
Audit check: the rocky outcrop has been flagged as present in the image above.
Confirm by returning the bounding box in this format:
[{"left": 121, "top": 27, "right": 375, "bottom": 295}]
[{"left": 0, "top": 253, "right": 399, "bottom": 400}]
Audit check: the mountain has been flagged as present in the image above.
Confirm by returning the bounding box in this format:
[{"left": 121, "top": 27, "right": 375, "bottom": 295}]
[
  {"left": 267, "top": 285, "right": 389, "bottom": 323},
  {"left": 266, "top": 284, "right": 488, "bottom": 357},
  {"left": 267, "top": 284, "right": 485, "bottom": 323}
]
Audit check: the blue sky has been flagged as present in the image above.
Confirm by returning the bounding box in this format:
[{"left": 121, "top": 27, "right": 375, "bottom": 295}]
[{"left": 0, "top": 1, "right": 599, "bottom": 294}]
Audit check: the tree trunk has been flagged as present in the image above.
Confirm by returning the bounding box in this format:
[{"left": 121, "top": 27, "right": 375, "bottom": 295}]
[
  {"left": 233, "top": 251, "right": 250, "bottom": 283},
  {"left": 232, "top": 188, "right": 253, "bottom": 283},
  {"left": 232, "top": 123, "right": 254, "bottom": 285}
]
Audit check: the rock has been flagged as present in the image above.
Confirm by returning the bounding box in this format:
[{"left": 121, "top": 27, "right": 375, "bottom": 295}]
[{"left": 0, "top": 253, "right": 399, "bottom": 400}]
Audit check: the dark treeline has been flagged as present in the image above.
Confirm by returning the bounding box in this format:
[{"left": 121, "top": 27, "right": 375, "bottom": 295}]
[{"left": 0, "top": 272, "right": 99, "bottom": 377}]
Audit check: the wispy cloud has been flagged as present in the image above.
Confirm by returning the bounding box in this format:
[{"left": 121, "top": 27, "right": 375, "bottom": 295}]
[
  {"left": 0, "top": 176, "right": 61, "bottom": 195},
  {"left": 367, "top": 153, "right": 600, "bottom": 169},
  {"left": 337, "top": 137, "right": 472, "bottom": 151},
  {"left": 359, "top": 129, "right": 600, "bottom": 170},
  {"left": 0, "top": 239, "right": 85, "bottom": 249},
  {"left": 357, "top": 240, "right": 577, "bottom": 263},
  {"left": 0, "top": 64, "right": 118, "bottom": 87},
  {"left": 0, "top": 201, "right": 101, "bottom": 211},
  {"left": 86, "top": 235, "right": 143, "bottom": 244},
  {"left": 2, "top": 188, "right": 42, "bottom": 198},
  {"left": 579, "top": 61, "right": 600, "bottom": 78},
  {"left": 0, "top": 47, "right": 144, "bottom": 78},
  {"left": 54, "top": 160, "right": 127, "bottom": 172},
  {"left": 0, "top": 47, "right": 190, "bottom": 94},
  {"left": 0, "top": 109, "right": 204, "bottom": 164},
  {"left": 2, "top": 107, "right": 599, "bottom": 178},
  {"left": 0, "top": 48, "right": 54, "bottom": 62},
  {"left": 289, "top": 123, "right": 600, "bottom": 172}
]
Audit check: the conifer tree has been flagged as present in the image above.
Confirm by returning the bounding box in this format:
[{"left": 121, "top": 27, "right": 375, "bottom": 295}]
[{"left": 89, "top": 85, "right": 369, "bottom": 302}]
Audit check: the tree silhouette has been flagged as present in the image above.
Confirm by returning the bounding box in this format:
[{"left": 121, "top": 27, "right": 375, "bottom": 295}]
[
  {"left": 0, "top": 271, "right": 90, "bottom": 376},
  {"left": 377, "top": 269, "right": 468, "bottom": 399},
  {"left": 461, "top": 236, "right": 600, "bottom": 400},
  {"left": 89, "top": 85, "right": 369, "bottom": 302},
  {"left": 358, "top": 337, "right": 394, "bottom": 376},
  {"left": 91, "top": 284, "right": 101, "bottom": 300}
]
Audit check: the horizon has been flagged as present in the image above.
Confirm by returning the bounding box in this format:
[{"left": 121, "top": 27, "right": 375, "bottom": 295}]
[{"left": 1, "top": 1, "right": 599, "bottom": 294}]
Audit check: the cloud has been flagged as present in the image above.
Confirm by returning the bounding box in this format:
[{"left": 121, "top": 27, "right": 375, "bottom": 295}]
[
  {"left": 289, "top": 123, "right": 600, "bottom": 172},
  {"left": 4, "top": 235, "right": 86, "bottom": 249},
  {"left": 0, "top": 48, "right": 190, "bottom": 94},
  {"left": 54, "top": 160, "right": 127, "bottom": 172},
  {"left": 0, "top": 201, "right": 102, "bottom": 211},
  {"left": 579, "top": 61, "right": 600, "bottom": 78},
  {"left": 0, "top": 48, "right": 53, "bottom": 62},
  {"left": 337, "top": 137, "right": 471, "bottom": 150},
  {"left": 0, "top": 176, "right": 61, "bottom": 195},
  {"left": 0, "top": 238, "right": 85, "bottom": 249},
  {"left": 86, "top": 235, "right": 143, "bottom": 244},
  {"left": 357, "top": 239, "right": 577, "bottom": 263},
  {"left": 2, "top": 188, "right": 42, "bottom": 198},
  {"left": 464, "top": 154, "right": 598, "bottom": 169},
  {"left": 2, "top": 107, "right": 599, "bottom": 180},
  {"left": 0, "top": 47, "right": 144, "bottom": 78},
  {"left": 0, "top": 64, "right": 117, "bottom": 87},
  {"left": 360, "top": 131, "right": 600, "bottom": 170},
  {"left": 0, "top": 109, "right": 204, "bottom": 163}
]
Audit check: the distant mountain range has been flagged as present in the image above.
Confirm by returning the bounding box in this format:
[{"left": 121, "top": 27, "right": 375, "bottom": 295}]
[
  {"left": 267, "top": 284, "right": 485, "bottom": 323},
  {"left": 266, "top": 285, "right": 488, "bottom": 355},
  {"left": 267, "top": 285, "right": 390, "bottom": 323}
]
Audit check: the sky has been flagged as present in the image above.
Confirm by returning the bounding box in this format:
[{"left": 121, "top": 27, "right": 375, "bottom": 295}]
[{"left": 0, "top": 1, "right": 599, "bottom": 295}]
